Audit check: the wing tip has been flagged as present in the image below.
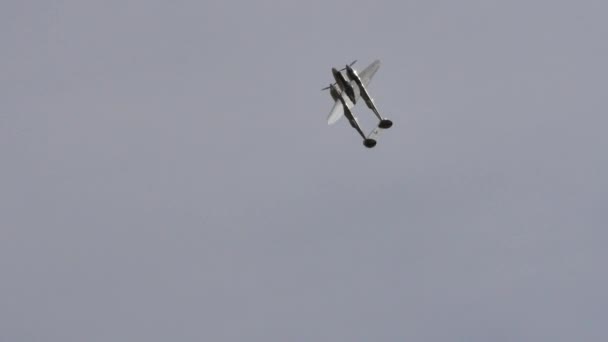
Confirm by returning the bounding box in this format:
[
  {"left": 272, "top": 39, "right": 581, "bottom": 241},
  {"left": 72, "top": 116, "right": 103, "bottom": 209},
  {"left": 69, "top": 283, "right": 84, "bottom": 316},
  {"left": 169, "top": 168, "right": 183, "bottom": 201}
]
[{"left": 327, "top": 115, "right": 340, "bottom": 125}]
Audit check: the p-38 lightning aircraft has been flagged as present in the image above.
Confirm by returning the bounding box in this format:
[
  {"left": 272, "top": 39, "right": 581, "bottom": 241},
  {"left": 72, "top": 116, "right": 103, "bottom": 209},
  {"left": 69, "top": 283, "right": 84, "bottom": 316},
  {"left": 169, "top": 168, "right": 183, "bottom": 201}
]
[{"left": 324, "top": 59, "right": 393, "bottom": 148}]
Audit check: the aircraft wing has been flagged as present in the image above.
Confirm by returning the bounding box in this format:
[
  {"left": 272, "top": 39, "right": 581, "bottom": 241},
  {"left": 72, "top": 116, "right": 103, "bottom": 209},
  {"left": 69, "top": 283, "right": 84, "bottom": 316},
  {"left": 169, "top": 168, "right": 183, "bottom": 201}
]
[
  {"left": 359, "top": 59, "right": 381, "bottom": 88},
  {"left": 327, "top": 100, "right": 344, "bottom": 125}
]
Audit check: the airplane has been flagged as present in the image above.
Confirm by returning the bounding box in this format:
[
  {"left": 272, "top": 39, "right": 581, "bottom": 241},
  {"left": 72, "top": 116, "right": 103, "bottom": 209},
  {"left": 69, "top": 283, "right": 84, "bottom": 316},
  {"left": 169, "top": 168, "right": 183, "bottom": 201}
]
[{"left": 325, "top": 59, "right": 392, "bottom": 148}]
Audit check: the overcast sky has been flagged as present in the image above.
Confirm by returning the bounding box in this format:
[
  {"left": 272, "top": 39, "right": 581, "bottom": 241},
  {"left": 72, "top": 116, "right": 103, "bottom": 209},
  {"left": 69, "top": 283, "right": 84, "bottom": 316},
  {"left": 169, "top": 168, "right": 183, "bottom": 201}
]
[{"left": 2, "top": 1, "right": 607, "bottom": 341}]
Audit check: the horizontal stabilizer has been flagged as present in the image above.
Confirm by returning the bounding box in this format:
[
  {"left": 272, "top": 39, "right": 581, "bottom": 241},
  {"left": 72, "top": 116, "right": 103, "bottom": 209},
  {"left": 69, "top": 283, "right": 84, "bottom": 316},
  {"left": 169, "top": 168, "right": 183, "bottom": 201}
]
[{"left": 367, "top": 125, "right": 385, "bottom": 141}]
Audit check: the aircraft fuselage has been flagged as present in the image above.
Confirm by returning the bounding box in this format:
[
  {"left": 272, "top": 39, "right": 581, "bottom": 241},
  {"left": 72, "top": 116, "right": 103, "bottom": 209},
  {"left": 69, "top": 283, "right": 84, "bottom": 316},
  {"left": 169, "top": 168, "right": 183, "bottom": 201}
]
[
  {"left": 329, "top": 84, "right": 354, "bottom": 122},
  {"left": 332, "top": 68, "right": 356, "bottom": 104},
  {"left": 345, "top": 64, "right": 393, "bottom": 129},
  {"left": 345, "top": 65, "right": 375, "bottom": 109}
]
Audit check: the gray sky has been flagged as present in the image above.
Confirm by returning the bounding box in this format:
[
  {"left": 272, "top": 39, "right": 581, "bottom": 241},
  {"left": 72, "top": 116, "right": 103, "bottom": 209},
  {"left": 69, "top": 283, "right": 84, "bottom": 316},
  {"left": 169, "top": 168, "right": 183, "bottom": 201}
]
[{"left": 2, "top": 1, "right": 607, "bottom": 341}]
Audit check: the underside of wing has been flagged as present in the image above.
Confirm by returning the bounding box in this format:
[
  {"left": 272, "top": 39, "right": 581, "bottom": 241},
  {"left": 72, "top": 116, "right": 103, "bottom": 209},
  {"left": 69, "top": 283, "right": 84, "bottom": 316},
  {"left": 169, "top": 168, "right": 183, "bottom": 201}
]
[
  {"left": 327, "top": 100, "right": 344, "bottom": 125},
  {"left": 359, "top": 60, "right": 381, "bottom": 87}
]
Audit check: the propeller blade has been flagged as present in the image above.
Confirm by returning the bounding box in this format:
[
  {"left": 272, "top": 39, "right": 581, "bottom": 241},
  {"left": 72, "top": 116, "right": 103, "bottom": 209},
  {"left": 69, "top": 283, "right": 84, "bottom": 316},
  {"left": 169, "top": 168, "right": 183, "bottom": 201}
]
[
  {"left": 338, "top": 60, "right": 357, "bottom": 71},
  {"left": 321, "top": 83, "right": 336, "bottom": 91}
]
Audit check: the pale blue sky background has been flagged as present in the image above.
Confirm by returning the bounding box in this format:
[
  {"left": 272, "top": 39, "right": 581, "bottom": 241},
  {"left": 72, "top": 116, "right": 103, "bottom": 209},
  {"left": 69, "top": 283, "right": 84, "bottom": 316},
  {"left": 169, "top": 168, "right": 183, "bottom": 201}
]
[{"left": 2, "top": 1, "right": 607, "bottom": 341}]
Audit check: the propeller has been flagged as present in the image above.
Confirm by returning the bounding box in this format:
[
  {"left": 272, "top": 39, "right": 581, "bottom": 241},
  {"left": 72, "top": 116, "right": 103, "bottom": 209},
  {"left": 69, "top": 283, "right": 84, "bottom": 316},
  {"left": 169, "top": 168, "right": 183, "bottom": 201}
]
[{"left": 339, "top": 60, "right": 357, "bottom": 71}]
